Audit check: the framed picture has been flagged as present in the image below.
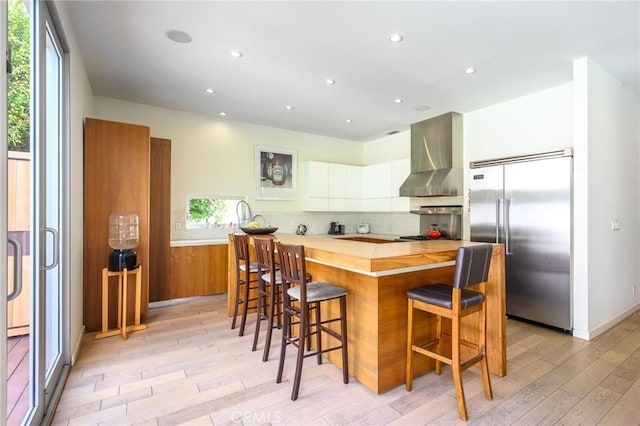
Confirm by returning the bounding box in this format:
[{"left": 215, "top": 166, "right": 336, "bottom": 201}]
[{"left": 255, "top": 146, "right": 297, "bottom": 200}]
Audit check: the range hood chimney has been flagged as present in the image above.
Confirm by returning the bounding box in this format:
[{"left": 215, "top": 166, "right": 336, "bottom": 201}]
[{"left": 399, "top": 111, "right": 463, "bottom": 197}]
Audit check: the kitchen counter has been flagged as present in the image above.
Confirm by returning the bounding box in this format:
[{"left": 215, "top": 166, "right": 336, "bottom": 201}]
[
  {"left": 170, "top": 238, "right": 229, "bottom": 247},
  {"left": 228, "top": 233, "right": 506, "bottom": 394}
]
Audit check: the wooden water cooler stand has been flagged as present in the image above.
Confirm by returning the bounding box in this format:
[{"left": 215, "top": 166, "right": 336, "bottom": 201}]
[{"left": 95, "top": 265, "right": 147, "bottom": 340}]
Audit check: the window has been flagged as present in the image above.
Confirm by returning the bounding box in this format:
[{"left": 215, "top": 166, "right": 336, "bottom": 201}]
[{"left": 186, "top": 196, "right": 245, "bottom": 229}]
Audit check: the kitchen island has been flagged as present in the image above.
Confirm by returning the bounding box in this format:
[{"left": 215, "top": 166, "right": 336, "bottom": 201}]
[{"left": 227, "top": 234, "right": 506, "bottom": 394}]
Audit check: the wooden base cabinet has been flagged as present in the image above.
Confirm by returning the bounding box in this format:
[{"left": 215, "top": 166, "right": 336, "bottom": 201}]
[{"left": 169, "top": 245, "right": 228, "bottom": 300}]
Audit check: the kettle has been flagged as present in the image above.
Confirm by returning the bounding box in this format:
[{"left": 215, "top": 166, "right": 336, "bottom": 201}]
[
  {"left": 296, "top": 224, "right": 307, "bottom": 235},
  {"left": 357, "top": 223, "right": 370, "bottom": 234}
]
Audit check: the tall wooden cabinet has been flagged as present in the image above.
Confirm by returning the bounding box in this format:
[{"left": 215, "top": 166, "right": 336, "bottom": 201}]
[
  {"left": 83, "top": 118, "right": 152, "bottom": 332},
  {"left": 149, "top": 137, "right": 171, "bottom": 302}
]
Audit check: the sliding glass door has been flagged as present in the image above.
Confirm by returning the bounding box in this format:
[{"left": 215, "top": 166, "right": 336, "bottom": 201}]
[{"left": 3, "top": 1, "right": 68, "bottom": 424}]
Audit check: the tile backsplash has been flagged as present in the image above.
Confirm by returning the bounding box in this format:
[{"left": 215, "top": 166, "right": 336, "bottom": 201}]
[{"left": 170, "top": 210, "right": 420, "bottom": 241}]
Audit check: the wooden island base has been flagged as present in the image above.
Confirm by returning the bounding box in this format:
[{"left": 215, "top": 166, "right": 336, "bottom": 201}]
[{"left": 228, "top": 235, "right": 506, "bottom": 394}]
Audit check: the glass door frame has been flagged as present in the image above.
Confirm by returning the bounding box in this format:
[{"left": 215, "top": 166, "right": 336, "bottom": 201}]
[
  {"left": 1, "top": 0, "right": 9, "bottom": 418},
  {"left": 29, "top": 1, "right": 70, "bottom": 423},
  {"left": 1, "top": 0, "right": 70, "bottom": 423}
]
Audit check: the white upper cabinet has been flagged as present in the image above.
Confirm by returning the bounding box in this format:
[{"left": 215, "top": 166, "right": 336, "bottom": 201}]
[
  {"left": 303, "top": 160, "right": 410, "bottom": 212},
  {"left": 346, "top": 165, "right": 362, "bottom": 199},
  {"left": 305, "top": 161, "right": 329, "bottom": 197},
  {"left": 328, "top": 163, "right": 347, "bottom": 199},
  {"left": 392, "top": 159, "right": 410, "bottom": 197},
  {"left": 391, "top": 159, "right": 411, "bottom": 211},
  {"left": 303, "top": 161, "right": 329, "bottom": 211}
]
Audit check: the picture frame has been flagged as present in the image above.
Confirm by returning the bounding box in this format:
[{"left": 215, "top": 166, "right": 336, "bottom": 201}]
[{"left": 255, "top": 146, "right": 297, "bottom": 200}]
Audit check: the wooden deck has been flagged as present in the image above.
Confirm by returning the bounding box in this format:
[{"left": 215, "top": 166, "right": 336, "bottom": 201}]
[{"left": 7, "top": 335, "right": 29, "bottom": 425}]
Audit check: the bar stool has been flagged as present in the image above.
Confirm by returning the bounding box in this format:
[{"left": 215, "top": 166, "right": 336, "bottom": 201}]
[
  {"left": 405, "top": 244, "right": 493, "bottom": 421},
  {"left": 230, "top": 233, "right": 259, "bottom": 337},
  {"left": 251, "top": 237, "right": 281, "bottom": 360},
  {"left": 275, "top": 242, "right": 349, "bottom": 401},
  {"left": 252, "top": 237, "right": 313, "bottom": 362}
]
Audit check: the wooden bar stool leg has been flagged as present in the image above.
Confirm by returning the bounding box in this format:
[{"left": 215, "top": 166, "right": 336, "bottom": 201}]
[
  {"left": 406, "top": 299, "right": 414, "bottom": 392},
  {"left": 291, "top": 302, "right": 308, "bottom": 401},
  {"left": 315, "top": 302, "right": 322, "bottom": 365},
  {"left": 480, "top": 300, "right": 492, "bottom": 400},
  {"left": 435, "top": 315, "right": 442, "bottom": 375},
  {"left": 262, "top": 282, "right": 277, "bottom": 362},
  {"left": 451, "top": 315, "right": 467, "bottom": 421},
  {"left": 340, "top": 296, "right": 349, "bottom": 384}
]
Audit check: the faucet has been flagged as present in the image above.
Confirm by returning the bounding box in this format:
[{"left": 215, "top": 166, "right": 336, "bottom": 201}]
[{"left": 235, "top": 200, "right": 252, "bottom": 227}]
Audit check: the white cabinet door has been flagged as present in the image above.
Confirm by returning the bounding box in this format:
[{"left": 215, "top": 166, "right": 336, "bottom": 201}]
[
  {"left": 363, "top": 163, "right": 392, "bottom": 199},
  {"left": 346, "top": 165, "right": 362, "bottom": 199},
  {"left": 362, "top": 165, "right": 376, "bottom": 199},
  {"left": 392, "top": 159, "right": 410, "bottom": 197},
  {"left": 391, "top": 159, "right": 411, "bottom": 211},
  {"left": 303, "top": 161, "right": 329, "bottom": 211},
  {"left": 328, "top": 163, "right": 347, "bottom": 199},
  {"left": 376, "top": 162, "right": 393, "bottom": 199},
  {"left": 305, "top": 161, "right": 329, "bottom": 197}
]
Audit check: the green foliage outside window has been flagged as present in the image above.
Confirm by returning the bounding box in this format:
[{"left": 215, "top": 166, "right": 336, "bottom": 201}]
[
  {"left": 188, "top": 198, "right": 227, "bottom": 224},
  {"left": 8, "top": 0, "right": 31, "bottom": 152}
]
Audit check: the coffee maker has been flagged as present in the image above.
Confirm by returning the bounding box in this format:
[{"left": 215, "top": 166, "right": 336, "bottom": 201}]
[{"left": 328, "top": 221, "right": 342, "bottom": 235}]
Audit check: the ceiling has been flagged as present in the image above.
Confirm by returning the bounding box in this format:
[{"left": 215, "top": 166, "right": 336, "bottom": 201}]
[{"left": 61, "top": 1, "right": 639, "bottom": 142}]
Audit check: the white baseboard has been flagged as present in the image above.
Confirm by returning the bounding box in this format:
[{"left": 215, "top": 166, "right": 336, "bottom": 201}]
[
  {"left": 574, "top": 302, "right": 640, "bottom": 341},
  {"left": 71, "top": 325, "right": 85, "bottom": 366}
]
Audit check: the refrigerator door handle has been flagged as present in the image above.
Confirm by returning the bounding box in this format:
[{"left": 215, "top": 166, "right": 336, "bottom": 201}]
[
  {"left": 504, "top": 198, "right": 511, "bottom": 255},
  {"left": 495, "top": 198, "right": 502, "bottom": 243}
]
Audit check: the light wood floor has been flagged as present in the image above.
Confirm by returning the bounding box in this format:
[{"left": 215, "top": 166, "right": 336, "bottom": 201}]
[{"left": 52, "top": 294, "right": 640, "bottom": 425}]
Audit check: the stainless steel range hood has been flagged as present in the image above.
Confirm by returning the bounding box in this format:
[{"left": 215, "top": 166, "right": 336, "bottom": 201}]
[{"left": 399, "top": 111, "right": 463, "bottom": 197}]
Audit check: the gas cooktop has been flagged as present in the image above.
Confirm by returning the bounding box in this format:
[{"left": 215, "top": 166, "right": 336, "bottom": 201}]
[{"left": 396, "top": 234, "right": 454, "bottom": 241}]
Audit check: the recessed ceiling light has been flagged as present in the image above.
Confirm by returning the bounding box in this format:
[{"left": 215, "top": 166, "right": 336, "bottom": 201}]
[
  {"left": 345, "top": 119, "right": 352, "bottom": 123},
  {"left": 285, "top": 105, "right": 294, "bottom": 110},
  {"left": 394, "top": 98, "right": 404, "bottom": 104},
  {"left": 414, "top": 105, "right": 430, "bottom": 111},
  {"left": 389, "top": 33, "right": 403, "bottom": 43},
  {"left": 230, "top": 50, "right": 243, "bottom": 58},
  {"left": 205, "top": 88, "right": 215, "bottom": 94},
  {"left": 324, "top": 78, "right": 336, "bottom": 85},
  {"left": 166, "top": 30, "right": 192, "bottom": 44},
  {"left": 219, "top": 112, "right": 227, "bottom": 117},
  {"left": 465, "top": 67, "right": 476, "bottom": 74}
]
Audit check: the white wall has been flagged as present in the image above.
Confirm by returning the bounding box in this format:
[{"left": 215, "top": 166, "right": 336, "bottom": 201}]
[
  {"left": 54, "top": 1, "right": 95, "bottom": 363},
  {"left": 363, "top": 130, "right": 410, "bottom": 164},
  {"left": 464, "top": 84, "right": 573, "bottom": 161},
  {"left": 579, "top": 58, "right": 640, "bottom": 337}
]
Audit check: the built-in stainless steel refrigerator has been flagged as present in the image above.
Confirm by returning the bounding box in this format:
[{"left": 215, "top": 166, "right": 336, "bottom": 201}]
[{"left": 469, "top": 149, "right": 572, "bottom": 332}]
